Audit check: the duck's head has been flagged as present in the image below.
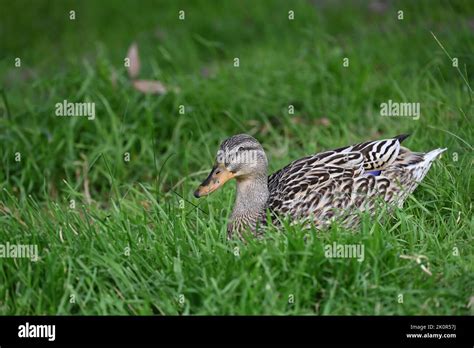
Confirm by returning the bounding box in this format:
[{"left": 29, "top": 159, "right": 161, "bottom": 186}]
[{"left": 194, "top": 134, "right": 268, "bottom": 198}]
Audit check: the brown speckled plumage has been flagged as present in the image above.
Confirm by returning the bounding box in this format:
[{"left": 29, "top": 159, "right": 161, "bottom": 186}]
[{"left": 195, "top": 134, "right": 446, "bottom": 239}]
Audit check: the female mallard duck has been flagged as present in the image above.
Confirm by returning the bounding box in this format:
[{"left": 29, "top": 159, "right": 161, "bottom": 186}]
[{"left": 194, "top": 134, "right": 446, "bottom": 238}]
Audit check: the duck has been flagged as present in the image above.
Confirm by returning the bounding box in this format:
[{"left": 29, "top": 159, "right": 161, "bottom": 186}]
[{"left": 194, "top": 134, "right": 446, "bottom": 239}]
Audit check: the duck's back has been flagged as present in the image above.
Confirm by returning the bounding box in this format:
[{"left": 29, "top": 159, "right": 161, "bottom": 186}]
[{"left": 266, "top": 135, "right": 445, "bottom": 229}]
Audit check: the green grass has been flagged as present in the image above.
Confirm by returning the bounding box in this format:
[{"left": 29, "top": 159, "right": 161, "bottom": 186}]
[{"left": 0, "top": 0, "right": 473, "bottom": 315}]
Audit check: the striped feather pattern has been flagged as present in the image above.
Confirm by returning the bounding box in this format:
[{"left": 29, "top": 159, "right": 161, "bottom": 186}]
[{"left": 264, "top": 134, "right": 445, "bottom": 231}]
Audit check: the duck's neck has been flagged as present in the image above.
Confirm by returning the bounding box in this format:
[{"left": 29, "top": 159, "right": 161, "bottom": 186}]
[{"left": 229, "top": 174, "right": 269, "bottom": 237}]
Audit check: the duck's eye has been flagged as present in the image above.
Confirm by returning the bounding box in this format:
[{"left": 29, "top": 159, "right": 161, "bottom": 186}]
[
  {"left": 237, "top": 146, "right": 256, "bottom": 152},
  {"left": 215, "top": 169, "right": 221, "bottom": 175}
]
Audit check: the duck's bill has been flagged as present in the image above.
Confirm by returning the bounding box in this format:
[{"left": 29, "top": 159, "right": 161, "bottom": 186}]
[{"left": 194, "top": 165, "right": 235, "bottom": 198}]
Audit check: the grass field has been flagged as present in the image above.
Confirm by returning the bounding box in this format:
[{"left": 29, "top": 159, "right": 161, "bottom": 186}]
[{"left": 0, "top": 0, "right": 473, "bottom": 315}]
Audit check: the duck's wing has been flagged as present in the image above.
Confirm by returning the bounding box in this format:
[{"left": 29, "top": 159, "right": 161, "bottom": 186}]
[
  {"left": 331, "top": 134, "right": 409, "bottom": 171},
  {"left": 266, "top": 134, "right": 430, "bottom": 228},
  {"left": 267, "top": 149, "right": 387, "bottom": 227}
]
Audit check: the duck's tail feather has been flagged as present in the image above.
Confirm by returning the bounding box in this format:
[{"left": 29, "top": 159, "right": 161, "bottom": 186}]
[
  {"left": 409, "top": 148, "right": 446, "bottom": 183},
  {"left": 381, "top": 147, "right": 446, "bottom": 207},
  {"left": 423, "top": 148, "right": 447, "bottom": 163}
]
